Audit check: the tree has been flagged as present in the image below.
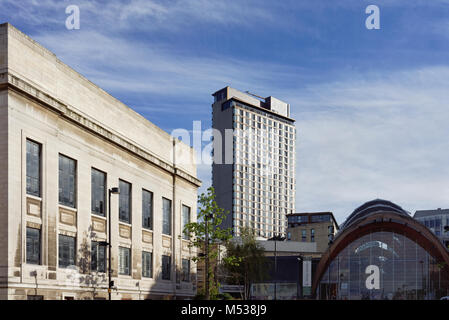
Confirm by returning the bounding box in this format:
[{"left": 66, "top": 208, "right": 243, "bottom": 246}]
[
  {"left": 183, "top": 186, "right": 236, "bottom": 300},
  {"left": 222, "top": 227, "right": 270, "bottom": 300}
]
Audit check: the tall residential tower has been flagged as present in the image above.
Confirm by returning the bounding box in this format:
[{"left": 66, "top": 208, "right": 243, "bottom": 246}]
[{"left": 212, "top": 87, "right": 296, "bottom": 239}]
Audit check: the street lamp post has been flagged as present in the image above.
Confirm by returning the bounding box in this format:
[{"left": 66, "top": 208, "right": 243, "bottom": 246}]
[
  {"left": 108, "top": 187, "right": 120, "bottom": 301},
  {"left": 204, "top": 213, "right": 213, "bottom": 300}
]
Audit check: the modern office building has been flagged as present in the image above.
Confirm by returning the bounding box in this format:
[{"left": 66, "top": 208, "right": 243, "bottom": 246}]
[
  {"left": 313, "top": 199, "right": 449, "bottom": 300},
  {"left": 211, "top": 87, "right": 296, "bottom": 239},
  {"left": 414, "top": 208, "right": 449, "bottom": 251},
  {"left": 0, "top": 23, "right": 201, "bottom": 300},
  {"left": 286, "top": 212, "right": 339, "bottom": 254}
]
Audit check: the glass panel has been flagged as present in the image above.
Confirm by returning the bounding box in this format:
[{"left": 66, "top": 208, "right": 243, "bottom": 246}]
[
  {"left": 182, "top": 205, "right": 190, "bottom": 240},
  {"left": 142, "top": 189, "right": 153, "bottom": 229},
  {"left": 91, "top": 241, "right": 106, "bottom": 272},
  {"left": 26, "top": 140, "right": 41, "bottom": 197},
  {"left": 119, "top": 247, "right": 130, "bottom": 275},
  {"left": 59, "top": 235, "right": 76, "bottom": 268},
  {"left": 91, "top": 169, "right": 106, "bottom": 216},
  {"left": 162, "top": 198, "right": 172, "bottom": 235},
  {"left": 26, "top": 227, "right": 40, "bottom": 265},
  {"left": 142, "top": 251, "right": 152, "bottom": 278},
  {"left": 59, "top": 155, "right": 77, "bottom": 208},
  {"left": 162, "top": 255, "right": 171, "bottom": 280},
  {"left": 318, "top": 230, "right": 449, "bottom": 300},
  {"left": 119, "top": 180, "right": 131, "bottom": 223},
  {"left": 182, "top": 259, "right": 190, "bottom": 282}
]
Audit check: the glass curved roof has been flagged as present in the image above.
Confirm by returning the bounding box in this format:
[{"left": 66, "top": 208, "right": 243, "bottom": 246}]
[{"left": 339, "top": 199, "right": 411, "bottom": 231}]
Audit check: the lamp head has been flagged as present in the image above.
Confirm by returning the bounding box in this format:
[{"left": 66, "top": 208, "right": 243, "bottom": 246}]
[{"left": 110, "top": 187, "right": 120, "bottom": 194}]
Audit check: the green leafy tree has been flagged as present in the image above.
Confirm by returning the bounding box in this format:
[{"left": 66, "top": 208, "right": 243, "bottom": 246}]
[
  {"left": 183, "top": 187, "right": 237, "bottom": 300},
  {"left": 222, "top": 227, "right": 270, "bottom": 300}
]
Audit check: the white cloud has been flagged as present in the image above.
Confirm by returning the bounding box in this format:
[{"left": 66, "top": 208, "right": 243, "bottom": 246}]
[{"left": 287, "top": 66, "right": 449, "bottom": 223}]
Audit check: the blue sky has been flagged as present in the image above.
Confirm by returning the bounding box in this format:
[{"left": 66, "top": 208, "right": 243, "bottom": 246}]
[{"left": 2, "top": 0, "right": 449, "bottom": 223}]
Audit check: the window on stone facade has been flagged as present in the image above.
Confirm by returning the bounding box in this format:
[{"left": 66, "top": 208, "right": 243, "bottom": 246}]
[
  {"left": 119, "top": 180, "right": 131, "bottom": 223},
  {"left": 181, "top": 259, "right": 190, "bottom": 282},
  {"left": 26, "top": 227, "right": 40, "bottom": 265},
  {"left": 91, "top": 168, "right": 106, "bottom": 216},
  {"left": 91, "top": 241, "right": 106, "bottom": 272},
  {"left": 182, "top": 205, "right": 191, "bottom": 240},
  {"left": 119, "top": 247, "right": 131, "bottom": 275},
  {"left": 59, "top": 234, "right": 76, "bottom": 268},
  {"left": 26, "top": 139, "right": 41, "bottom": 197},
  {"left": 142, "top": 189, "right": 153, "bottom": 230},
  {"left": 59, "top": 154, "right": 77, "bottom": 208},
  {"left": 162, "top": 198, "right": 172, "bottom": 235},
  {"left": 142, "top": 251, "right": 153, "bottom": 278},
  {"left": 162, "top": 255, "right": 171, "bottom": 280}
]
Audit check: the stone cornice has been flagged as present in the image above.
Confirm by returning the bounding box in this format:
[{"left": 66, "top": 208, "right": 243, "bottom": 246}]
[{"left": 1, "top": 72, "right": 201, "bottom": 187}]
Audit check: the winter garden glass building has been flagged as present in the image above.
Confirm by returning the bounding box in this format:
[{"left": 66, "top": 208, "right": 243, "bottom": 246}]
[{"left": 313, "top": 200, "right": 449, "bottom": 300}]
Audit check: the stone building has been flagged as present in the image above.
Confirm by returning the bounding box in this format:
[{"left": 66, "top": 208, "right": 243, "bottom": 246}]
[
  {"left": 286, "top": 212, "right": 339, "bottom": 254},
  {"left": 0, "top": 23, "right": 201, "bottom": 300}
]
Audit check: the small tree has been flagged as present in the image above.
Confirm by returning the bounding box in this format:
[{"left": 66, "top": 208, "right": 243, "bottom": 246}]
[
  {"left": 183, "top": 187, "right": 236, "bottom": 300},
  {"left": 223, "top": 227, "right": 270, "bottom": 300}
]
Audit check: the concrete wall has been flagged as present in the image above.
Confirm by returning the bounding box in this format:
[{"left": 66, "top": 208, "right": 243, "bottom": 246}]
[
  {"left": 212, "top": 98, "right": 234, "bottom": 231},
  {"left": 0, "top": 24, "right": 6, "bottom": 72}
]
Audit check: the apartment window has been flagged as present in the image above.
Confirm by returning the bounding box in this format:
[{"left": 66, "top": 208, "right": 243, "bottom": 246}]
[
  {"left": 119, "top": 247, "right": 131, "bottom": 275},
  {"left": 142, "top": 251, "right": 153, "bottom": 278},
  {"left": 301, "top": 230, "right": 307, "bottom": 242},
  {"left": 182, "top": 205, "right": 191, "bottom": 240},
  {"left": 142, "top": 189, "right": 153, "bottom": 230},
  {"left": 162, "top": 255, "right": 171, "bottom": 280},
  {"left": 26, "top": 227, "right": 40, "bottom": 265},
  {"left": 91, "top": 241, "right": 106, "bottom": 272},
  {"left": 181, "top": 259, "right": 190, "bottom": 282},
  {"left": 26, "top": 139, "right": 41, "bottom": 197},
  {"left": 91, "top": 168, "right": 106, "bottom": 216},
  {"left": 59, "top": 155, "right": 77, "bottom": 208},
  {"left": 162, "top": 198, "right": 172, "bottom": 235},
  {"left": 59, "top": 235, "right": 76, "bottom": 268},
  {"left": 311, "top": 229, "right": 315, "bottom": 242},
  {"left": 119, "top": 180, "right": 131, "bottom": 223}
]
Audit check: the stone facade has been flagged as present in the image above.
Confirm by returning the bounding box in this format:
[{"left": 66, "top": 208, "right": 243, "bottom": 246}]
[
  {"left": 286, "top": 212, "right": 339, "bottom": 254},
  {"left": 0, "top": 23, "right": 200, "bottom": 300}
]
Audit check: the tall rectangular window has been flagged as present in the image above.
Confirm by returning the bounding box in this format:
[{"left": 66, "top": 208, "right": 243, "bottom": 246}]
[
  {"left": 119, "top": 180, "right": 131, "bottom": 223},
  {"left": 142, "top": 251, "right": 153, "bottom": 278},
  {"left": 142, "top": 189, "right": 153, "bottom": 230},
  {"left": 182, "top": 205, "right": 191, "bottom": 240},
  {"left": 91, "top": 168, "right": 106, "bottom": 216},
  {"left": 26, "top": 227, "right": 40, "bottom": 265},
  {"left": 91, "top": 241, "right": 106, "bottom": 272},
  {"left": 59, "top": 154, "right": 77, "bottom": 208},
  {"left": 59, "top": 235, "right": 76, "bottom": 268},
  {"left": 119, "top": 247, "right": 131, "bottom": 275},
  {"left": 162, "top": 255, "right": 171, "bottom": 280},
  {"left": 301, "top": 230, "right": 307, "bottom": 242},
  {"left": 311, "top": 229, "right": 315, "bottom": 242},
  {"left": 162, "top": 198, "right": 172, "bottom": 235},
  {"left": 181, "top": 259, "right": 190, "bottom": 282},
  {"left": 26, "top": 140, "right": 41, "bottom": 197}
]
